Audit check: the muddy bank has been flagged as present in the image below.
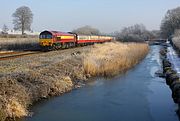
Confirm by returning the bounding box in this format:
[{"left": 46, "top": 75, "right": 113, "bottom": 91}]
[{"left": 0, "top": 42, "right": 149, "bottom": 120}]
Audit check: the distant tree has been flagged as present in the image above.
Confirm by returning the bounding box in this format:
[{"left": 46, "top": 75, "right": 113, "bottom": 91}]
[
  {"left": 160, "top": 7, "right": 180, "bottom": 38},
  {"left": 115, "top": 24, "right": 151, "bottom": 42},
  {"left": 72, "top": 25, "right": 100, "bottom": 35},
  {"left": 2, "top": 24, "right": 9, "bottom": 34},
  {"left": 150, "top": 30, "right": 161, "bottom": 39},
  {"left": 12, "top": 6, "right": 33, "bottom": 35}
]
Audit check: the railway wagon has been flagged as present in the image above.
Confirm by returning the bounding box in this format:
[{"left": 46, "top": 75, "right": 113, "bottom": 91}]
[
  {"left": 39, "top": 30, "right": 114, "bottom": 50},
  {"left": 77, "top": 35, "right": 100, "bottom": 44},
  {"left": 77, "top": 35, "right": 113, "bottom": 44}
]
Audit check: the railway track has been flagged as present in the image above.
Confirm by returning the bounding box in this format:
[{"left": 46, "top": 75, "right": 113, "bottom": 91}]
[
  {"left": 0, "top": 45, "right": 92, "bottom": 61},
  {"left": 0, "top": 51, "right": 41, "bottom": 60}
]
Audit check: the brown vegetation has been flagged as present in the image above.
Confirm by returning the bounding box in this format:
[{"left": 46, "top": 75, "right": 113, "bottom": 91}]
[
  {"left": 83, "top": 42, "right": 149, "bottom": 76},
  {"left": 0, "top": 37, "right": 39, "bottom": 51},
  {"left": 0, "top": 42, "right": 149, "bottom": 120}
]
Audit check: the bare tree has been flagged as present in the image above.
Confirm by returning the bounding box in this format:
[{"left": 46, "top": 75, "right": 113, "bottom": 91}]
[
  {"left": 2, "top": 24, "right": 9, "bottom": 34},
  {"left": 72, "top": 25, "right": 100, "bottom": 35},
  {"left": 160, "top": 7, "right": 180, "bottom": 38},
  {"left": 150, "top": 30, "right": 161, "bottom": 39},
  {"left": 12, "top": 6, "right": 33, "bottom": 35}
]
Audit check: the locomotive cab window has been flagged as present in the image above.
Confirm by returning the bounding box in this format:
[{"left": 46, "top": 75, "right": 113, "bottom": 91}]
[
  {"left": 39, "top": 34, "right": 52, "bottom": 39},
  {"left": 46, "top": 35, "right": 52, "bottom": 39},
  {"left": 40, "top": 35, "right": 45, "bottom": 39}
]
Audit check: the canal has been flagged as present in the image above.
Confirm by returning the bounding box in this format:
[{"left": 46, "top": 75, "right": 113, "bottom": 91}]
[{"left": 22, "top": 45, "right": 179, "bottom": 121}]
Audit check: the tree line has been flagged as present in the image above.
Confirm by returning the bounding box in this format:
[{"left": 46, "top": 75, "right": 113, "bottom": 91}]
[
  {"left": 73, "top": 24, "right": 160, "bottom": 42},
  {"left": 112, "top": 24, "right": 159, "bottom": 42}
]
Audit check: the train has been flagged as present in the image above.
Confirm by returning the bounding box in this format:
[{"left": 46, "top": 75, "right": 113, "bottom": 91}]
[{"left": 39, "top": 30, "right": 114, "bottom": 50}]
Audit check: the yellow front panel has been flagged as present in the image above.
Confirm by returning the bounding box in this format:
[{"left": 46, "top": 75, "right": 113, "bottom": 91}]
[{"left": 39, "top": 39, "right": 53, "bottom": 46}]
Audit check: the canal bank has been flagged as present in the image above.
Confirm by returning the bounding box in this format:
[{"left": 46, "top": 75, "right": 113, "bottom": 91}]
[
  {"left": 21, "top": 45, "right": 179, "bottom": 121},
  {"left": 160, "top": 41, "right": 180, "bottom": 118}
]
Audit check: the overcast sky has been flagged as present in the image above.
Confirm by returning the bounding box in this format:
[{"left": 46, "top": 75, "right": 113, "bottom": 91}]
[{"left": 0, "top": 0, "right": 179, "bottom": 33}]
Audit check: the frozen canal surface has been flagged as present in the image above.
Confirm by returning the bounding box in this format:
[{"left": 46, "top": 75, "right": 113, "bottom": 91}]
[
  {"left": 21, "top": 45, "right": 179, "bottom": 121},
  {"left": 167, "top": 45, "right": 180, "bottom": 76}
]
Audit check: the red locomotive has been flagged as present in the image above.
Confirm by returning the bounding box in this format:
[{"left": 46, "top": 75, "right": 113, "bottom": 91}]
[{"left": 39, "top": 30, "right": 113, "bottom": 50}]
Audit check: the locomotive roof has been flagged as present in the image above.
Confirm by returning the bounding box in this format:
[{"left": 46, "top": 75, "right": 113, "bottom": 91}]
[{"left": 40, "top": 30, "right": 74, "bottom": 36}]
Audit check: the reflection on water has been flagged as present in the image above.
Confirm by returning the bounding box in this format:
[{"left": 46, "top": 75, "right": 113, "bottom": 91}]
[{"left": 19, "top": 45, "right": 178, "bottom": 121}]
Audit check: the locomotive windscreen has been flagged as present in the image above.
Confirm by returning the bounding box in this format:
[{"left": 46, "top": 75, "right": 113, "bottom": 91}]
[{"left": 39, "top": 31, "right": 52, "bottom": 39}]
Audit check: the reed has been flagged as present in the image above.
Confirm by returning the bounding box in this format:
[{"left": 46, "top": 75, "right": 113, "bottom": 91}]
[{"left": 83, "top": 42, "right": 149, "bottom": 76}]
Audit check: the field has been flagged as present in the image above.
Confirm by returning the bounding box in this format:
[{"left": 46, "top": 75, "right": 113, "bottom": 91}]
[{"left": 0, "top": 41, "right": 149, "bottom": 120}]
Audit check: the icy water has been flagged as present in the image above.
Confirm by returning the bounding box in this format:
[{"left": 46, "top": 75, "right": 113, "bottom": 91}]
[
  {"left": 167, "top": 45, "right": 180, "bottom": 76},
  {"left": 22, "top": 45, "right": 179, "bottom": 121}
]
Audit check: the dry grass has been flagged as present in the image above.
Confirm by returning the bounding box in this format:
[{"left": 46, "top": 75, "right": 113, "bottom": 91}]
[
  {"left": 6, "top": 97, "right": 28, "bottom": 118},
  {"left": 83, "top": 42, "right": 149, "bottom": 76},
  {"left": 0, "top": 38, "right": 39, "bottom": 51}
]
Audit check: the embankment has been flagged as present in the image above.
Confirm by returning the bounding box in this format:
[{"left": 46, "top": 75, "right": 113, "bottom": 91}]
[{"left": 0, "top": 42, "right": 149, "bottom": 120}]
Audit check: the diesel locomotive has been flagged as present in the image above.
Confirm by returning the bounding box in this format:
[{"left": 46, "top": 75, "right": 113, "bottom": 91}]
[{"left": 39, "top": 30, "right": 114, "bottom": 50}]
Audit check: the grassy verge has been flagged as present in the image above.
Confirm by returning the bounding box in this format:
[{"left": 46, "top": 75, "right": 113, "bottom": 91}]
[{"left": 0, "top": 42, "right": 149, "bottom": 120}]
